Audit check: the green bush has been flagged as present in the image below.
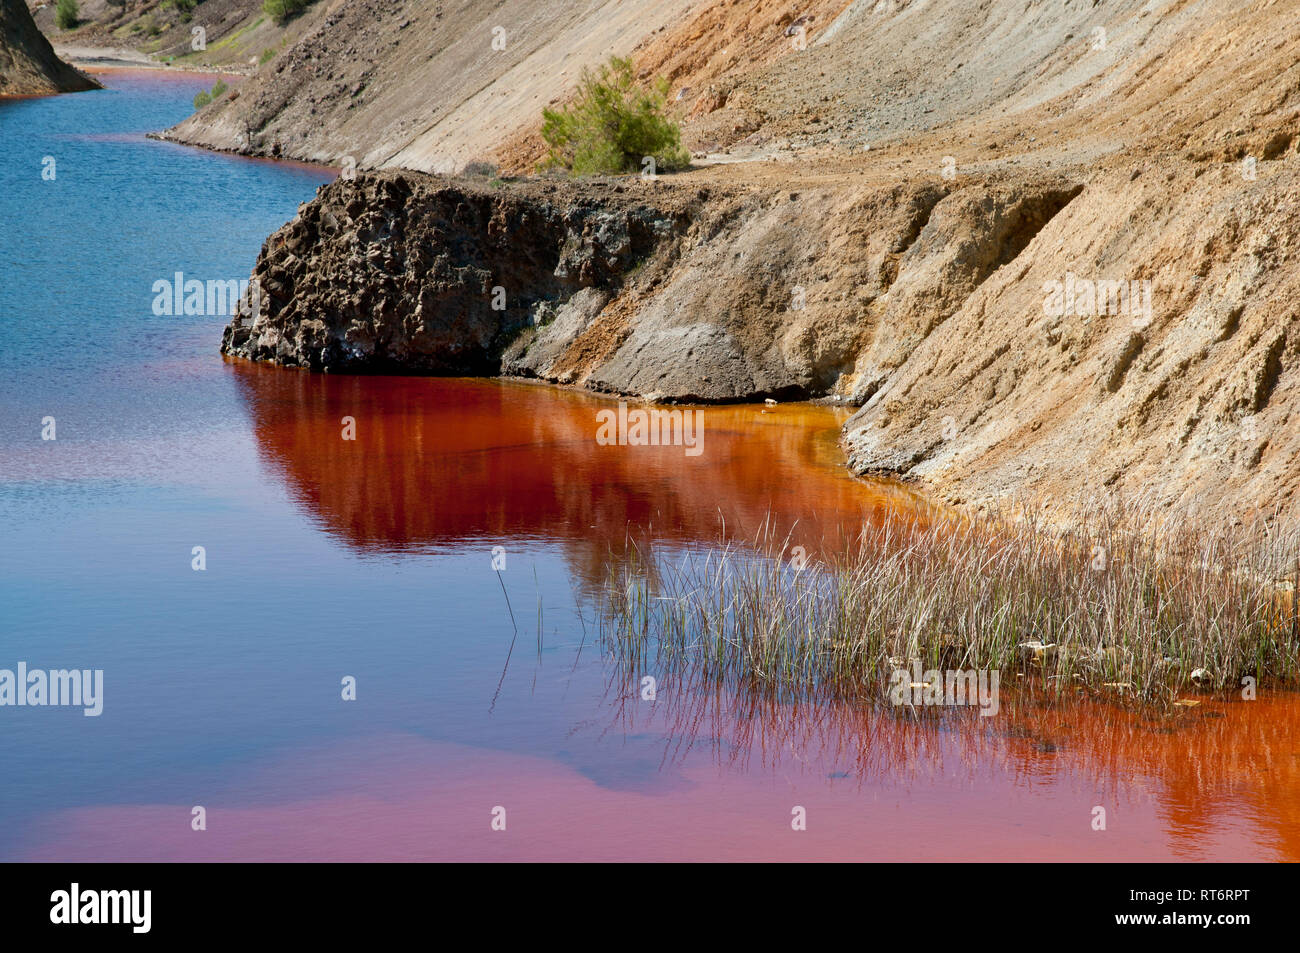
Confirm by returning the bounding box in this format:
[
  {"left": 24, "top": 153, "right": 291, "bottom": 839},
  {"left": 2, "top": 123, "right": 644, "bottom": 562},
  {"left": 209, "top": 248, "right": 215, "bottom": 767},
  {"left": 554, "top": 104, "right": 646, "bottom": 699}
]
[
  {"left": 262, "top": 0, "right": 313, "bottom": 25},
  {"left": 541, "top": 56, "right": 689, "bottom": 176},
  {"left": 192, "top": 79, "right": 227, "bottom": 110},
  {"left": 55, "top": 0, "right": 79, "bottom": 30}
]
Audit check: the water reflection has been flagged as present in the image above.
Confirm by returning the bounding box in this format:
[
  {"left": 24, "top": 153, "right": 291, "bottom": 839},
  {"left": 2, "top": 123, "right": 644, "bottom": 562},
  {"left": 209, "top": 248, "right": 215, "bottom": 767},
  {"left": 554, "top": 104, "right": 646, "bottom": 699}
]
[
  {"left": 596, "top": 664, "right": 1298, "bottom": 860},
  {"left": 228, "top": 360, "right": 927, "bottom": 568},
  {"left": 225, "top": 359, "right": 1292, "bottom": 861}
]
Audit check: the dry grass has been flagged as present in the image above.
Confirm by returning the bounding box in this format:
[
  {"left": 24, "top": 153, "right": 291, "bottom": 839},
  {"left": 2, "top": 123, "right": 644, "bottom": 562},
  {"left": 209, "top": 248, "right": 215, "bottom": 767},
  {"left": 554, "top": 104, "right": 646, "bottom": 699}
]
[{"left": 599, "top": 500, "right": 1300, "bottom": 707}]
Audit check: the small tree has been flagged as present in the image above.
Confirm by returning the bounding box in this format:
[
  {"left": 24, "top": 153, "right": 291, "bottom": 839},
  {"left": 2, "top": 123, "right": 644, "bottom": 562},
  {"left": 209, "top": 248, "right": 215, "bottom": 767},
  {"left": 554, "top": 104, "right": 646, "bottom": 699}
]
[
  {"left": 263, "top": 0, "right": 312, "bottom": 25},
  {"left": 541, "top": 56, "right": 690, "bottom": 176},
  {"left": 55, "top": 0, "right": 80, "bottom": 30},
  {"left": 193, "top": 79, "right": 227, "bottom": 110}
]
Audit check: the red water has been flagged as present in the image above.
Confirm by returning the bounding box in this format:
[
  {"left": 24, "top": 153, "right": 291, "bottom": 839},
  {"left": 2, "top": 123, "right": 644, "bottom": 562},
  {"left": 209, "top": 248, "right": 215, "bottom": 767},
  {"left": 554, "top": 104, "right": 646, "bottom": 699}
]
[
  {"left": 228, "top": 360, "right": 930, "bottom": 561},
  {"left": 25, "top": 690, "right": 1300, "bottom": 861},
  {"left": 18, "top": 364, "right": 1294, "bottom": 861}
]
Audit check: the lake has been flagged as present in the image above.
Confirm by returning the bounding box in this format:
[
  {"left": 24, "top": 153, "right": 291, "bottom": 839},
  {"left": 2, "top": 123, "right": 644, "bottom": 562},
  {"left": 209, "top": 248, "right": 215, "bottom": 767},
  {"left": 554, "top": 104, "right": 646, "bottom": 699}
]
[{"left": 0, "top": 69, "right": 1294, "bottom": 861}]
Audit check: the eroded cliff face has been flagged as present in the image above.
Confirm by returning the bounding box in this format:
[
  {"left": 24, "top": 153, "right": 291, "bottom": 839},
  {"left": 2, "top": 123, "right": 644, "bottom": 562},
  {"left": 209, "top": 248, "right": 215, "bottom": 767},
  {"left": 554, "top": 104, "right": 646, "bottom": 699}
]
[
  {"left": 227, "top": 146, "right": 1300, "bottom": 522},
  {"left": 217, "top": 0, "right": 1300, "bottom": 522},
  {"left": 0, "top": 0, "right": 99, "bottom": 96},
  {"left": 227, "top": 168, "right": 1096, "bottom": 398},
  {"left": 223, "top": 173, "right": 691, "bottom": 376},
  {"left": 843, "top": 160, "right": 1300, "bottom": 523}
]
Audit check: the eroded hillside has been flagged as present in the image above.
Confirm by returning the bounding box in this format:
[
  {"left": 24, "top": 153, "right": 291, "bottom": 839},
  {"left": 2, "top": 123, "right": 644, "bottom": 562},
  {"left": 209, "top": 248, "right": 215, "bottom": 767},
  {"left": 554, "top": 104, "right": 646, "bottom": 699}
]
[
  {"left": 212, "top": 0, "right": 1300, "bottom": 521},
  {"left": 161, "top": 0, "right": 707, "bottom": 166},
  {"left": 31, "top": 0, "right": 309, "bottom": 71},
  {"left": 1, "top": 0, "right": 98, "bottom": 94}
]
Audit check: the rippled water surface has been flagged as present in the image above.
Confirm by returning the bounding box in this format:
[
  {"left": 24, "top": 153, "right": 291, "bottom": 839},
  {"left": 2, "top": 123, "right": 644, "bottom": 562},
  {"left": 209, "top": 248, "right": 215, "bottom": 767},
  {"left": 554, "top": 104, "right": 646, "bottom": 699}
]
[{"left": 1, "top": 71, "right": 1295, "bottom": 861}]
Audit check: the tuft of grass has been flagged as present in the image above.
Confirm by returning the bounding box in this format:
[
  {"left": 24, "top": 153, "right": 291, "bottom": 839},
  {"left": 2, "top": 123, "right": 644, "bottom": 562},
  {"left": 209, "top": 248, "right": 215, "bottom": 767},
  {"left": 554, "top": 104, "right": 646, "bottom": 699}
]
[
  {"left": 599, "top": 500, "right": 1300, "bottom": 708},
  {"left": 462, "top": 160, "right": 499, "bottom": 177},
  {"left": 259, "top": 48, "right": 276, "bottom": 65},
  {"left": 541, "top": 55, "right": 690, "bottom": 176}
]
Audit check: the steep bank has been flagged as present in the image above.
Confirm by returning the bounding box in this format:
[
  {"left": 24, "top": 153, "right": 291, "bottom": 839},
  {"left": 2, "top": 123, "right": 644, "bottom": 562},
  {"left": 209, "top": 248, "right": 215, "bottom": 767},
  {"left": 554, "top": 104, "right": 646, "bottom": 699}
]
[
  {"left": 228, "top": 168, "right": 1087, "bottom": 402},
  {"left": 160, "top": 0, "right": 703, "bottom": 167},
  {"left": 0, "top": 0, "right": 98, "bottom": 95},
  {"left": 224, "top": 172, "right": 694, "bottom": 379},
  {"left": 218, "top": 0, "right": 1300, "bottom": 521},
  {"left": 842, "top": 160, "right": 1300, "bottom": 522}
]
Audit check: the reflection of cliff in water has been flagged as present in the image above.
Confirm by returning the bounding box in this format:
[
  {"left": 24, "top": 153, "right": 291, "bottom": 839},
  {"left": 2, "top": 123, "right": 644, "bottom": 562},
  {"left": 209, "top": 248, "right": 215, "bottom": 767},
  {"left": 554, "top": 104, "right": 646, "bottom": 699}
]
[
  {"left": 597, "top": 665, "right": 1300, "bottom": 860},
  {"left": 227, "top": 360, "right": 928, "bottom": 583}
]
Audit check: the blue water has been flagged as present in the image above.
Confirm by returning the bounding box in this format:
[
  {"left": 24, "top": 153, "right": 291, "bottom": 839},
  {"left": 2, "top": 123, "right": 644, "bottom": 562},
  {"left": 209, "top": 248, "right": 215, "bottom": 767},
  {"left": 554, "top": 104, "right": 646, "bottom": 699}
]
[
  {"left": 2, "top": 73, "right": 326, "bottom": 429},
  {"left": 0, "top": 73, "right": 618, "bottom": 858}
]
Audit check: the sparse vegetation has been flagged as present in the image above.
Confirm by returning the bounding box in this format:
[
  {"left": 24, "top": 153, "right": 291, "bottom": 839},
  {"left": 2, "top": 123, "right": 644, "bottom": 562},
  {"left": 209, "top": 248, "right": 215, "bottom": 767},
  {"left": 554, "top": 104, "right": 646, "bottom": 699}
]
[
  {"left": 263, "top": 0, "right": 314, "bottom": 26},
  {"left": 601, "top": 501, "right": 1300, "bottom": 708},
  {"left": 541, "top": 56, "right": 690, "bottom": 176},
  {"left": 55, "top": 0, "right": 80, "bottom": 30},
  {"left": 130, "top": 12, "right": 162, "bottom": 37},
  {"left": 259, "top": 48, "right": 276, "bottom": 65},
  {"left": 193, "top": 79, "right": 228, "bottom": 111}
]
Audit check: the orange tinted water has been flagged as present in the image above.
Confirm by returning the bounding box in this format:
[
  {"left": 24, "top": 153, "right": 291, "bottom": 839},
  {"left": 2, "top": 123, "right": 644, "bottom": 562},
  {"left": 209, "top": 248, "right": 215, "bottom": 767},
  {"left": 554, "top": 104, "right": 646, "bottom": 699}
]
[
  {"left": 9, "top": 357, "right": 1296, "bottom": 860},
  {"left": 55, "top": 363, "right": 1278, "bottom": 862},
  {"left": 5, "top": 66, "right": 1293, "bottom": 858},
  {"left": 228, "top": 361, "right": 931, "bottom": 564}
]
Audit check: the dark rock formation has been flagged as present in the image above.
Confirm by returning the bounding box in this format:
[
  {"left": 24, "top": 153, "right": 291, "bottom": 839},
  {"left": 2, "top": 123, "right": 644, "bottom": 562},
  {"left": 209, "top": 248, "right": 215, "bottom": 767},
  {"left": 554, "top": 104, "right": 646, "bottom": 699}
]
[
  {"left": 0, "top": 0, "right": 99, "bottom": 96},
  {"left": 223, "top": 172, "right": 686, "bottom": 374}
]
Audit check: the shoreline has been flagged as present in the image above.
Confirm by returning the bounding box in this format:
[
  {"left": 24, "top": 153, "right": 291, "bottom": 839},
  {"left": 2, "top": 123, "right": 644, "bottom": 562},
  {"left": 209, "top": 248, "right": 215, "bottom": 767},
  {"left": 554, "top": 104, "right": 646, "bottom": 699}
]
[{"left": 55, "top": 45, "right": 257, "bottom": 76}]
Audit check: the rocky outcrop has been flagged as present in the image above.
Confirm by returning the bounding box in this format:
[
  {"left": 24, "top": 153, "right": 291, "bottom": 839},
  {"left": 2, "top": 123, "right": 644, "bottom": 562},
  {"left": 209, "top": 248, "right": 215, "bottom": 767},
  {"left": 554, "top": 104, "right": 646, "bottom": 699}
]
[
  {"left": 226, "top": 168, "right": 1091, "bottom": 400},
  {"left": 224, "top": 173, "right": 690, "bottom": 374},
  {"left": 0, "top": 0, "right": 99, "bottom": 96}
]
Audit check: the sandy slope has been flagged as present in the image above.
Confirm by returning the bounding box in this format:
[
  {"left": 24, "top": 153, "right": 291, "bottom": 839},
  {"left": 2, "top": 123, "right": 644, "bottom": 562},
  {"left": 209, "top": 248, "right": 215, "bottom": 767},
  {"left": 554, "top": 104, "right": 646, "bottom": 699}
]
[{"left": 160, "top": 0, "right": 703, "bottom": 166}]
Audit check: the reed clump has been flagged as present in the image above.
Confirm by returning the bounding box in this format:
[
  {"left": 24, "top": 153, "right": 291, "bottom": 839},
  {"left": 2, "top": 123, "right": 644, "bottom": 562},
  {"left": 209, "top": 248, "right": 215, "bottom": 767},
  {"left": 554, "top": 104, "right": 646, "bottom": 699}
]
[{"left": 599, "top": 500, "right": 1300, "bottom": 707}]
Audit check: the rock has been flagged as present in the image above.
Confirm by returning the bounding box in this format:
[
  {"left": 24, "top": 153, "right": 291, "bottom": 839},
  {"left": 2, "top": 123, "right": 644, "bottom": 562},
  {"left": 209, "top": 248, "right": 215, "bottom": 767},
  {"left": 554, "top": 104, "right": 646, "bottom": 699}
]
[
  {"left": 223, "top": 173, "right": 683, "bottom": 374},
  {"left": 0, "top": 0, "right": 100, "bottom": 96},
  {"left": 1018, "top": 640, "right": 1058, "bottom": 664}
]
